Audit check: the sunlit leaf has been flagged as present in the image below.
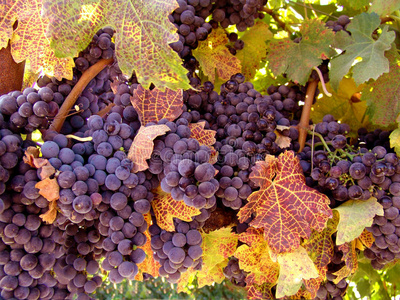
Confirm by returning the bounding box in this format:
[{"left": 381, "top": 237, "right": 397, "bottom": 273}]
[
  {"left": 127, "top": 125, "right": 170, "bottom": 173},
  {"left": 131, "top": 85, "right": 183, "bottom": 126},
  {"left": 42, "top": 0, "right": 191, "bottom": 90},
  {"left": 238, "top": 151, "right": 332, "bottom": 253},
  {"left": 151, "top": 186, "right": 200, "bottom": 232}
]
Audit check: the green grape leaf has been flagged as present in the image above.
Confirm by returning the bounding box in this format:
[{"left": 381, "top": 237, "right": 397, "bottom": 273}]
[
  {"left": 390, "top": 115, "right": 400, "bottom": 156},
  {"left": 193, "top": 28, "right": 241, "bottom": 83},
  {"left": 266, "top": 18, "right": 335, "bottom": 85},
  {"left": 369, "top": 0, "right": 400, "bottom": 16},
  {"left": 236, "top": 22, "right": 272, "bottom": 80},
  {"left": 330, "top": 13, "right": 395, "bottom": 90},
  {"left": 0, "top": 0, "right": 74, "bottom": 80},
  {"left": 41, "top": 0, "right": 191, "bottom": 90},
  {"left": 337, "top": 0, "right": 370, "bottom": 10},
  {"left": 362, "top": 47, "right": 400, "bottom": 127},
  {"left": 334, "top": 198, "right": 384, "bottom": 245},
  {"left": 310, "top": 78, "right": 369, "bottom": 136}
]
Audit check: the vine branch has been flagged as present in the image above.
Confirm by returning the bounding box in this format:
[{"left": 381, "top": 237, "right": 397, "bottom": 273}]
[
  {"left": 261, "top": 7, "right": 293, "bottom": 35},
  {"left": 50, "top": 58, "right": 114, "bottom": 132},
  {"left": 297, "top": 79, "right": 318, "bottom": 153}
]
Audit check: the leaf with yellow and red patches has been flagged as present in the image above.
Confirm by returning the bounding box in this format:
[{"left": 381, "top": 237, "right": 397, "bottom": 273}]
[
  {"left": 333, "top": 241, "right": 358, "bottom": 284},
  {"left": 127, "top": 125, "right": 170, "bottom": 173},
  {"left": 135, "top": 213, "right": 160, "bottom": 280},
  {"left": 189, "top": 121, "right": 218, "bottom": 164},
  {"left": 238, "top": 151, "right": 332, "bottom": 253},
  {"left": 234, "top": 227, "right": 279, "bottom": 298},
  {"left": 0, "top": 0, "right": 74, "bottom": 80},
  {"left": 246, "top": 276, "right": 275, "bottom": 300},
  {"left": 177, "top": 226, "right": 238, "bottom": 289},
  {"left": 131, "top": 85, "right": 183, "bottom": 126},
  {"left": 189, "top": 122, "right": 216, "bottom": 147},
  {"left": 193, "top": 28, "right": 241, "bottom": 83},
  {"left": 358, "top": 229, "right": 375, "bottom": 249},
  {"left": 151, "top": 186, "right": 200, "bottom": 232}
]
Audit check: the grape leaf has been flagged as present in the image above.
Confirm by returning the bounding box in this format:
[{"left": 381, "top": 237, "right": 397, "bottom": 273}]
[
  {"left": 310, "top": 78, "right": 370, "bottom": 136},
  {"left": 188, "top": 122, "right": 216, "bottom": 147},
  {"left": 334, "top": 197, "right": 384, "bottom": 245},
  {"left": 35, "top": 178, "right": 59, "bottom": 203},
  {"left": 363, "top": 47, "right": 400, "bottom": 127},
  {"left": 301, "top": 214, "right": 339, "bottom": 298},
  {"left": 41, "top": 0, "right": 191, "bottom": 90},
  {"left": 274, "top": 245, "right": 319, "bottom": 298},
  {"left": 40, "top": 200, "right": 58, "bottom": 224},
  {"left": 369, "top": 0, "right": 400, "bottom": 16},
  {"left": 234, "top": 227, "right": 279, "bottom": 299},
  {"left": 131, "top": 85, "right": 183, "bottom": 126},
  {"left": 337, "top": 0, "right": 370, "bottom": 10},
  {"left": 187, "top": 226, "right": 238, "bottom": 288},
  {"left": 193, "top": 28, "right": 241, "bottom": 83},
  {"left": 237, "top": 151, "right": 332, "bottom": 253},
  {"left": 390, "top": 115, "right": 400, "bottom": 156},
  {"left": 189, "top": 122, "right": 218, "bottom": 164},
  {"left": 135, "top": 213, "right": 160, "bottom": 280},
  {"left": 0, "top": 0, "right": 74, "bottom": 80},
  {"left": 127, "top": 125, "right": 170, "bottom": 173},
  {"left": 330, "top": 13, "right": 395, "bottom": 90},
  {"left": 355, "top": 229, "right": 375, "bottom": 251},
  {"left": 235, "top": 22, "right": 272, "bottom": 80},
  {"left": 333, "top": 241, "right": 358, "bottom": 284},
  {"left": 266, "top": 18, "right": 335, "bottom": 85},
  {"left": 151, "top": 186, "right": 200, "bottom": 232}
]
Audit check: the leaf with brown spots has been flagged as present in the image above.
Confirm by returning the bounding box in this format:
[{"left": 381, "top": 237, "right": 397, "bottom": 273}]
[
  {"left": 40, "top": 200, "right": 58, "bottom": 224},
  {"left": 135, "top": 213, "right": 160, "bottom": 280},
  {"left": 131, "top": 85, "right": 183, "bottom": 126},
  {"left": 357, "top": 229, "right": 375, "bottom": 249},
  {"left": 0, "top": 0, "right": 74, "bottom": 80},
  {"left": 238, "top": 151, "right": 332, "bottom": 253},
  {"left": 193, "top": 28, "right": 241, "bottom": 83},
  {"left": 151, "top": 186, "right": 200, "bottom": 232},
  {"left": 42, "top": 0, "right": 191, "bottom": 90},
  {"left": 35, "top": 178, "right": 59, "bottom": 202},
  {"left": 234, "top": 227, "right": 279, "bottom": 299},
  {"left": 127, "top": 125, "right": 170, "bottom": 173}
]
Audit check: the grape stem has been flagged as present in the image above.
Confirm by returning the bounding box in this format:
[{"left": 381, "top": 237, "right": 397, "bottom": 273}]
[
  {"left": 261, "top": 7, "right": 293, "bottom": 34},
  {"left": 312, "top": 66, "right": 332, "bottom": 97},
  {"left": 97, "top": 103, "right": 116, "bottom": 118},
  {"left": 297, "top": 79, "right": 318, "bottom": 152},
  {"left": 49, "top": 58, "right": 114, "bottom": 132},
  {"left": 307, "top": 130, "right": 331, "bottom": 153}
]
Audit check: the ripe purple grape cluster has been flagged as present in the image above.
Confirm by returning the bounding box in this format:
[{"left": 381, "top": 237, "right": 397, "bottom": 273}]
[
  {"left": 325, "top": 15, "right": 351, "bottom": 33},
  {"left": 223, "top": 257, "right": 247, "bottom": 287},
  {"left": 149, "top": 219, "right": 203, "bottom": 283},
  {"left": 0, "top": 87, "right": 58, "bottom": 134}
]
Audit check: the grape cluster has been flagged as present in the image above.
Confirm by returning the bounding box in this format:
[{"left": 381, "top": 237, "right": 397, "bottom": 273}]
[
  {"left": 356, "top": 127, "right": 392, "bottom": 151},
  {"left": 0, "top": 87, "right": 57, "bottom": 134},
  {"left": 325, "top": 15, "right": 351, "bottom": 33},
  {"left": 149, "top": 219, "right": 203, "bottom": 283},
  {"left": 316, "top": 244, "right": 349, "bottom": 300},
  {"left": 223, "top": 257, "right": 247, "bottom": 287},
  {"left": 211, "top": 0, "right": 267, "bottom": 31}
]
